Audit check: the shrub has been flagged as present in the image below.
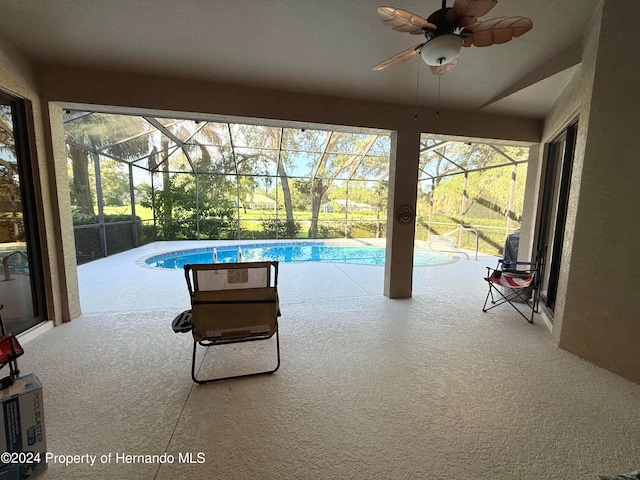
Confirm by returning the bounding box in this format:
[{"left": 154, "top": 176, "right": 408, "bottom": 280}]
[{"left": 257, "top": 218, "right": 301, "bottom": 239}]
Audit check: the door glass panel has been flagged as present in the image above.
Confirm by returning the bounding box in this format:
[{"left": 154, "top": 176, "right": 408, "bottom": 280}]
[
  {"left": 538, "top": 137, "right": 564, "bottom": 306},
  {"left": 538, "top": 121, "right": 577, "bottom": 316},
  {"left": 0, "top": 94, "right": 43, "bottom": 334}
]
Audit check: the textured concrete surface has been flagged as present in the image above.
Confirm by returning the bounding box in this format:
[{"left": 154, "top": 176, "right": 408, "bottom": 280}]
[{"left": 17, "top": 242, "right": 640, "bottom": 479}]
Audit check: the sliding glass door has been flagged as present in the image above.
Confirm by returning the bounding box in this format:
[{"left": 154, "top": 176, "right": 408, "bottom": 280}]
[
  {"left": 537, "top": 120, "right": 577, "bottom": 317},
  {"left": 0, "top": 90, "right": 46, "bottom": 334}
]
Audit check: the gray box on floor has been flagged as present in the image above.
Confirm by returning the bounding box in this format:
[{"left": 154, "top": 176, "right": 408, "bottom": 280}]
[{"left": 0, "top": 374, "right": 47, "bottom": 479}]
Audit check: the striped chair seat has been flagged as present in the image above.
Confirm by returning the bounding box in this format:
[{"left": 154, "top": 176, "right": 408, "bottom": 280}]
[
  {"left": 482, "top": 246, "right": 546, "bottom": 324},
  {"left": 486, "top": 271, "right": 533, "bottom": 289}
]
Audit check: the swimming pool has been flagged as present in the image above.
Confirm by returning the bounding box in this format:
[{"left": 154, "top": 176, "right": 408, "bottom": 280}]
[{"left": 144, "top": 242, "right": 455, "bottom": 268}]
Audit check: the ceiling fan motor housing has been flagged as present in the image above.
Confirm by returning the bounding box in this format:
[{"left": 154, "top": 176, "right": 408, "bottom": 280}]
[
  {"left": 421, "top": 7, "right": 463, "bottom": 66},
  {"left": 426, "top": 7, "right": 452, "bottom": 30}
]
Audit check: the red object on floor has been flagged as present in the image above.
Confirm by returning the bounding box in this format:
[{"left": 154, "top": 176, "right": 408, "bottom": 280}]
[{"left": 0, "top": 333, "right": 23, "bottom": 364}]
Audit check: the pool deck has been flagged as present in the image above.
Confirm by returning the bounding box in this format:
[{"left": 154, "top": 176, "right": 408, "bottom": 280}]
[
  {"left": 20, "top": 240, "right": 640, "bottom": 480},
  {"left": 78, "top": 239, "right": 495, "bottom": 315}
]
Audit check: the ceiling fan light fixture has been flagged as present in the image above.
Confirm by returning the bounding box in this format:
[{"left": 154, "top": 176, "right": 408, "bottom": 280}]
[{"left": 419, "top": 33, "right": 463, "bottom": 66}]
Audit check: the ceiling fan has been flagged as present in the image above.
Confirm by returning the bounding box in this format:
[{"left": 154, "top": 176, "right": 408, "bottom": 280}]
[{"left": 373, "top": 0, "right": 533, "bottom": 76}]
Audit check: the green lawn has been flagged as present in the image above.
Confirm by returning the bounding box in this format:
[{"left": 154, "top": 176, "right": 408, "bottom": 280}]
[
  {"left": 102, "top": 205, "right": 511, "bottom": 254},
  {"left": 103, "top": 206, "right": 385, "bottom": 223},
  {"left": 103, "top": 205, "right": 154, "bottom": 220}
]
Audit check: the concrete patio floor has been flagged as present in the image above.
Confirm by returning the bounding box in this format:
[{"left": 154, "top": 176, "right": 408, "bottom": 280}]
[
  {"left": 15, "top": 240, "right": 640, "bottom": 479},
  {"left": 76, "top": 239, "right": 490, "bottom": 315}
]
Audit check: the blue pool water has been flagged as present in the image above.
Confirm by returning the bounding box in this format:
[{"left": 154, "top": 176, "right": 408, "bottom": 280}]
[{"left": 144, "top": 242, "right": 453, "bottom": 268}]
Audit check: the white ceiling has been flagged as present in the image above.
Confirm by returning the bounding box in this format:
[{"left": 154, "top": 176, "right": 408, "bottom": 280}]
[{"left": 1, "top": 0, "right": 601, "bottom": 119}]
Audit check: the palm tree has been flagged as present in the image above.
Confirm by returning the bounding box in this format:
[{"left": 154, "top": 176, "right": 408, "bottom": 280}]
[{"left": 65, "top": 113, "right": 149, "bottom": 215}]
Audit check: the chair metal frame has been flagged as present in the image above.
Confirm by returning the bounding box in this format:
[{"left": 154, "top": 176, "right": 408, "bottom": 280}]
[
  {"left": 482, "top": 247, "right": 546, "bottom": 324},
  {"left": 184, "top": 261, "right": 281, "bottom": 384}
]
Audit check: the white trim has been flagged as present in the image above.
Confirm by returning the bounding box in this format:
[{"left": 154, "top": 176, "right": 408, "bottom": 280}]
[
  {"left": 17, "top": 320, "right": 54, "bottom": 344},
  {"left": 539, "top": 308, "right": 554, "bottom": 332}
]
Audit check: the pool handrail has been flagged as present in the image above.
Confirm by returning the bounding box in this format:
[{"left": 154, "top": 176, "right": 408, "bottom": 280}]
[
  {"left": 2, "top": 250, "right": 29, "bottom": 281},
  {"left": 442, "top": 227, "right": 479, "bottom": 261}
]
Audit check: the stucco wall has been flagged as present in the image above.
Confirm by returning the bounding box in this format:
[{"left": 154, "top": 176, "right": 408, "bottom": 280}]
[
  {"left": 0, "top": 32, "right": 78, "bottom": 324},
  {"left": 37, "top": 65, "right": 542, "bottom": 145},
  {"left": 541, "top": 0, "right": 601, "bottom": 343},
  {"left": 543, "top": 0, "right": 640, "bottom": 383}
]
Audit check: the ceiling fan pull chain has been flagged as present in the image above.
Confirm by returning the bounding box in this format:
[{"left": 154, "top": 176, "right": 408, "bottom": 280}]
[
  {"left": 414, "top": 64, "right": 421, "bottom": 119},
  {"left": 436, "top": 76, "right": 441, "bottom": 117}
]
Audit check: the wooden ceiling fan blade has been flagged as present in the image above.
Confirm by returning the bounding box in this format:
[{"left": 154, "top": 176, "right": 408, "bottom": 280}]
[
  {"left": 429, "top": 57, "right": 459, "bottom": 76},
  {"left": 372, "top": 43, "right": 424, "bottom": 70},
  {"left": 470, "top": 16, "right": 533, "bottom": 47},
  {"left": 450, "top": 15, "right": 478, "bottom": 29},
  {"left": 447, "top": 0, "right": 498, "bottom": 27},
  {"left": 377, "top": 6, "right": 436, "bottom": 35}
]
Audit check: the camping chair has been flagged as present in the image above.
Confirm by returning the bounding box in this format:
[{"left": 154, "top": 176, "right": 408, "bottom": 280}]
[
  {"left": 482, "top": 247, "right": 545, "bottom": 323},
  {"left": 182, "top": 261, "right": 281, "bottom": 384}
]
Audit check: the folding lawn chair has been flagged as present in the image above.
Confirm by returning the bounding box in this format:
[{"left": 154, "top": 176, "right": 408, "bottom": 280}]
[
  {"left": 178, "top": 261, "right": 281, "bottom": 384},
  {"left": 0, "top": 304, "right": 24, "bottom": 389},
  {"left": 482, "top": 247, "right": 545, "bottom": 323}
]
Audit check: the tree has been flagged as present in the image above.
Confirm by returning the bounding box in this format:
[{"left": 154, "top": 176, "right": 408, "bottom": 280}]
[
  {"left": 65, "top": 113, "right": 148, "bottom": 215},
  {"left": 147, "top": 136, "right": 239, "bottom": 239},
  {"left": 417, "top": 141, "right": 527, "bottom": 216},
  {"left": 72, "top": 116, "right": 392, "bottom": 242},
  {"left": 0, "top": 109, "right": 23, "bottom": 242},
  {"left": 417, "top": 142, "right": 529, "bottom": 243},
  {"left": 235, "top": 125, "right": 298, "bottom": 237},
  {"left": 307, "top": 134, "right": 378, "bottom": 238},
  {"left": 145, "top": 121, "right": 231, "bottom": 237},
  {"left": 100, "top": 159, "right": 129, "bottom": 206},
  {"left": 135, "top": 182, "right": 153, "bottom": 203}
]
